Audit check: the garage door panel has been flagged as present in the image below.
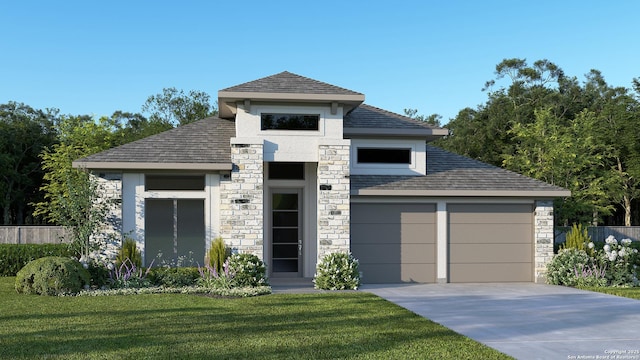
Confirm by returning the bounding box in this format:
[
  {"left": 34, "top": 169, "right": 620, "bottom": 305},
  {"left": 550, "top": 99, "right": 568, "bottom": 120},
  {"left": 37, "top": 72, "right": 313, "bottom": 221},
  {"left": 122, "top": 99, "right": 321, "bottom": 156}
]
[
  {"left": 352, "top": 204, "right": 436, "bottom": 224},
  {"left": 449, "top": 204, "right": 531, "bottom": 224},
  {"left": 351, "top": 224, "right": 436, "bottom": 244},
  {"left": 359, "top": 263, "right": 436, "bottom": 283},
  {"left": 352, "top": 244, "right": 436, "bottom": 264},
  {"left": 450, "top": 263, "right": 532, "bottom": 283},
  {"left": 450, "top": 223, "right": 532, "bottom": 244},
  {"left": 450, "top": 244, "right": 532, "bottom": 263}
]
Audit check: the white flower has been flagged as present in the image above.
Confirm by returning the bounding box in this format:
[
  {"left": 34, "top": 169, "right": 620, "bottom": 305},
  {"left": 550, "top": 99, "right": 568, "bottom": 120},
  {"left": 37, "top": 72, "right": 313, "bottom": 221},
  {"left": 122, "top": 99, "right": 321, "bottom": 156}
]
[
  {"left": 604, "top": 244, "right": 611, "bottom": 253},
  {"left": 621, "top": 238, "right": 632, "bottom": 246},
  {"left": 608, "top": 253, "right": 617, "bottom": 261},
  {"left": 619, "top": 249, "right": 626, "bottom": 257},
  {"left": 107, "top": 263, "right": 115, "bottom": 271},
  {"left": 605, "top": 235, "right": 616, "bottom": 244},
  {"left": 588, "top": 242, "right": 595, "bottom": 249}
]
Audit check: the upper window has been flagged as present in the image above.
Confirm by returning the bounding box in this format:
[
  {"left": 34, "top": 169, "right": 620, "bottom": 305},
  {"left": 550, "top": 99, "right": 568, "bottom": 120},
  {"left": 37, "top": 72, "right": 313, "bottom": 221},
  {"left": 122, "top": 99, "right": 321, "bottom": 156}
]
[
  {"left": 268, "top": 162, "right": 305, "bottom": 180},
  {"left": 145, "top": 175, "right": 205, "bottom": 191},
  {"left": 261, "top": 113, "right": 319, "bottom": 131},
  {"left": 357, "top": 148, "right": 412, "bottom": 164}
]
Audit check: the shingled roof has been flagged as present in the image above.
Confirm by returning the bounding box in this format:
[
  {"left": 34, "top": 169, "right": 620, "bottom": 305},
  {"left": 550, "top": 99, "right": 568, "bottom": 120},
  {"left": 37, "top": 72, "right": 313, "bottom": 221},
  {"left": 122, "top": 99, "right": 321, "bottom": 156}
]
[
  {"left": 73, "top": 117, "right": 235, "bottom": 171},
  {"left": 220, "top": 71, "right": 363, "bottom": 95},
  {"left": 351, "top": 145, "right": 570, "bottom": 197},
  {"left": 344, "top": 104, "right": 449, "bottom": 139}
]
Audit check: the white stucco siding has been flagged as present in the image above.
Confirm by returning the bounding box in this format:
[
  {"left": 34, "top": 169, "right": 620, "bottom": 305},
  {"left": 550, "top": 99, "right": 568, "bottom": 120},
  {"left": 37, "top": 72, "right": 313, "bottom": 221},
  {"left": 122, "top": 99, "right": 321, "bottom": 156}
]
[
  {"left": 350, "top": 138, "right": 426, "bottom": 175},
  {"left": 235, "top": 104, "right": 345, "bottom": 163}
]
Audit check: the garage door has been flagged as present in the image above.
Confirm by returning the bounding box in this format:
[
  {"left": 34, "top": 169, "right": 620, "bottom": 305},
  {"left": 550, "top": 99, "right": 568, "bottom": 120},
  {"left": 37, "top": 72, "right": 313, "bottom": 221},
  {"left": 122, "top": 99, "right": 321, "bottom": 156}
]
[
  {"left": 351, "top": 203, "right": 436, "bottom": 283},
  {"left": 449, "top": 204, "right": 533, "bottom": 282}
]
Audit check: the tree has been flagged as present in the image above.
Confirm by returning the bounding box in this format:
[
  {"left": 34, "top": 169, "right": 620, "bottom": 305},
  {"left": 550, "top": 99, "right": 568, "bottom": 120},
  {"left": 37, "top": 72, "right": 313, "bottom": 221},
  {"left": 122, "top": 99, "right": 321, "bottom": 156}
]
[
  {"left": 142, "top": 87, "right": 217, "bottom": 126},
  {"left": 0, "top": 102, "right": 57, "bottom": 224},
  {"left": 403, "top": 108, "right": 442, "bottom": 127},
  {"left": 110, "top": 111, "right": 173, "bottom": 144}
]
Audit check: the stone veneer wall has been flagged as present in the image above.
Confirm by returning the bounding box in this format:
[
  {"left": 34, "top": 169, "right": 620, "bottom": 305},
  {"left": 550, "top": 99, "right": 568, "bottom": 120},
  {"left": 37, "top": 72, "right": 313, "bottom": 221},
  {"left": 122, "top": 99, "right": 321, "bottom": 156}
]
[
  {"left": 219, "top": 143, "right": 264, "bottom": 259},
  {"left": 534, "top": 200, "right": 555, "bottom": 283},
  {"left": 91, "top": 173, "right": 123, "bottom": 261},
  {"left": 317, "top": 144, "right": 350, "bottom": 260}
]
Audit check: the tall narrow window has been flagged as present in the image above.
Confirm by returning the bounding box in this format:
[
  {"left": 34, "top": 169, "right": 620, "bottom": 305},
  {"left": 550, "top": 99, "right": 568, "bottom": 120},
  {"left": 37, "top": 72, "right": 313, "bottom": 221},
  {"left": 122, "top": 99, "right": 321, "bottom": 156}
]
[{"left": 261, "top": 113, "right": 319, "bottom": 130}]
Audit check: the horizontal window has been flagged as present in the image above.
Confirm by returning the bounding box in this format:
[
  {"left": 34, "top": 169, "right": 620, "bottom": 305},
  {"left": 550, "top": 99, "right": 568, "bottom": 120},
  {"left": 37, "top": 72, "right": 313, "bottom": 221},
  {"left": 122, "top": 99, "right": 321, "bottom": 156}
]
[
  {"left": 145, "top": 175, "right": 205, "bottom": 191},
  {"left": 261, "top": 113, "right": 319, "bottom": 131},
  {"left": 357, "top": 148, "right": 412, "bottom": 164},
  {"left": 268, "top": 162, "right": 305, "bottom": 180}
]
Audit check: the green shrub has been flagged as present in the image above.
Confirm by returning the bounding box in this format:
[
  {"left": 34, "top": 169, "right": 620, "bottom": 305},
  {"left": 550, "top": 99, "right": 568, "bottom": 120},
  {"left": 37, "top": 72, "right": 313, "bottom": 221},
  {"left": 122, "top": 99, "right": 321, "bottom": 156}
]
[
  {"left": 0, "top": 244, "right": 74, "bottom": 276},
  {"left": 561, "top": 223, "right": 591, "bottom": 253},
  {"left": 314, "top": 252, "right": 360, "bottom": 290},
  {"left": 116, "top": 238, "right": 141, "bottom": 268},
  {"left": 86, "top": 262, "right": 110, "bottom": 288},
  {"left": 109, "top": 258, "right": 152, "bottom": 289},
  {"left": 148, "top": 267, "right": 200, "bottom": 287},
  {"left": 15, "top": 256, "right": 90, "bottom": 295},
  {"left": 546, "top": 248, "right": 594, "bottom": 286},
  {"left": 226, "top": 253, "right": 268, "bottom": 287},
  {"left": 207, "top": 237, "right": 231, "bottom": 274}
]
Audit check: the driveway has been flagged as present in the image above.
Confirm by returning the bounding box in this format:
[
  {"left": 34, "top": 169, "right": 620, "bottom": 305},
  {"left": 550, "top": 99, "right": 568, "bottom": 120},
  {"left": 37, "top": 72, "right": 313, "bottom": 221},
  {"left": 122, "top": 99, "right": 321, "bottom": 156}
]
[{"left": 363, "top": 283, "right": 640, "bottom": 360}]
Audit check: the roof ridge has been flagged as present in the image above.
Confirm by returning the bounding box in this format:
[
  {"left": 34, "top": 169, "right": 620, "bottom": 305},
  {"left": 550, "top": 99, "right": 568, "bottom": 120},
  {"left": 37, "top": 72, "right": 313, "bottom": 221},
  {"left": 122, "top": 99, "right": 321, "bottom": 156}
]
[{"left": 220, "top": 71, "right": 363, "bottom": 95}]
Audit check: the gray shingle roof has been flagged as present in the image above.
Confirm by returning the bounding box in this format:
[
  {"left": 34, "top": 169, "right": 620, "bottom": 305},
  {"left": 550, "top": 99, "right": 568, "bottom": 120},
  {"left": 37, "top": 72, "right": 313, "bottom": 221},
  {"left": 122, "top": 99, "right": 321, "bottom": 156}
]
[
  {"left": 345, "top": 104, "right": 441, "bottom": 130},
  {"left": 75, "top": 117, "right": 235, "bottom": 166},
  {"left": 351, "top": 145, "right": 570, "bottom": 196},
  {"left": 220, "top": 71, "right": 363, "bottom": 96}
]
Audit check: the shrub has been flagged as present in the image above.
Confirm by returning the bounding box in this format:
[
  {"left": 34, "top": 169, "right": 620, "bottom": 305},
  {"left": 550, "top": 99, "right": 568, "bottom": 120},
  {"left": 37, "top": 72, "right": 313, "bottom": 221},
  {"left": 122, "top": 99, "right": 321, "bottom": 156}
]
[
  {"left": 116, "top": 237, "right": 141, "bottom": 268},
  {"left": 86, "top": 261, "right": 111, "bottom": 288},
  {"left": 197, "top": 261, "right": 235, "bottom": 289},
  {"left": 0, "top": 244, "right": 74, "bottom": 276},
  {"left": 314, "top": 252, "right": 360, "bottom": 290},
  {"left": 598, "top": 236, "right": 639, "bottom": 287},
  {"left": 226, "top": 253, "right": 268, "bottom": 287},
  {"left": 148, "top": 267, "right": 200, "bottom": 287},
  {"left": 546, "top": 248, "right": 592, "bottom": 286},
  {"left": 561, "top": 223, "right": 591, "bottom": 253},
  {"left": 15, "top": 256, "right": 90, "bottom": 295},
  {"left": 206, "top": 237, "right": 231, "bottom": 274}
]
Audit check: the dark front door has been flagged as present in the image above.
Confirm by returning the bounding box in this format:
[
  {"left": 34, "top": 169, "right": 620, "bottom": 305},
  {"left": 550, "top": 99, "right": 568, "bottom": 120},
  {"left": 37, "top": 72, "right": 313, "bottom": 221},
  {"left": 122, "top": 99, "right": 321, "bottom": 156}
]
[{"left": 271, "top": 189, "right": 302, "bottom": 276}]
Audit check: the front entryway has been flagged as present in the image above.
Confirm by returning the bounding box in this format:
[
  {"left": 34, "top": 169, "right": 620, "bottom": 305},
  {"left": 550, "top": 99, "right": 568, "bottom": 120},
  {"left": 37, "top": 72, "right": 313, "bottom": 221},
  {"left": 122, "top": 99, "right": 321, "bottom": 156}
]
[{"left": 270, "top": 189, "right": 303, "bottom": 277}]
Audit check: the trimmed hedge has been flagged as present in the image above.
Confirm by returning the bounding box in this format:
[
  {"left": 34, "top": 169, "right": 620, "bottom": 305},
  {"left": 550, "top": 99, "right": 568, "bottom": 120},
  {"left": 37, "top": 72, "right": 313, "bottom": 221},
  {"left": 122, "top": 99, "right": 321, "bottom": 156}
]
[
  {"left": 15, "top": 256, "right": 90, "bottom": 295},
  {"left": 0, "top": 244, "right": 74, "bottom": 276}
]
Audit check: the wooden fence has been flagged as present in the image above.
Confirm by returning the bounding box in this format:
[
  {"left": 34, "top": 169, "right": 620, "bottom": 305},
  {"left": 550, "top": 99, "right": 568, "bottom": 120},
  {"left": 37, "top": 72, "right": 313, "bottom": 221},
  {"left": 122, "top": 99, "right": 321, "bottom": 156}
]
[
  {"left": 555, "top": 226, "right": 640, "bottom": 243},
  {"left": 0, "top": 226, "right": 71, "bottom": 244}
]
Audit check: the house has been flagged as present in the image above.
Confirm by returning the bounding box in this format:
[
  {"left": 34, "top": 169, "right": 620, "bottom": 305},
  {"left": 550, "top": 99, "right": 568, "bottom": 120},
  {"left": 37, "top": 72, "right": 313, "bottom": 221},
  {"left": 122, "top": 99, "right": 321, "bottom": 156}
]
[{"left": 73, "top": 71, "right": 570, "bottom": 283}]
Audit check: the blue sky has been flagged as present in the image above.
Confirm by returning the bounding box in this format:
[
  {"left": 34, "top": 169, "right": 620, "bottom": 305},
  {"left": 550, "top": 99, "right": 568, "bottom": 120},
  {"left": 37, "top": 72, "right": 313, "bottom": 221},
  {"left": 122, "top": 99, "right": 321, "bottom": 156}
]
[{"left": 1, "top": 1, "right": 639, "bottom": 124}]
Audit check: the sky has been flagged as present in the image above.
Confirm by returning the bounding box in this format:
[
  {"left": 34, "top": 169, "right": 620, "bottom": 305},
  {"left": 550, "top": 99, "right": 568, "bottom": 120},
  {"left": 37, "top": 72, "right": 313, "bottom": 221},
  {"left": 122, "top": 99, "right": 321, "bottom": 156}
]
[{"left": 1, "top": 1, "right": 639, "bottom": 125}]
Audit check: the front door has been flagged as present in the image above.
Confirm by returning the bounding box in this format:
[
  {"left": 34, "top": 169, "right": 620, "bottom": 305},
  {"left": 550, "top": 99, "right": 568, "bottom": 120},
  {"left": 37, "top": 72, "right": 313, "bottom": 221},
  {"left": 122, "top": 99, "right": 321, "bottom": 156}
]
[{"left": 270, "top": 189, "right": 302, "bottom": 277}]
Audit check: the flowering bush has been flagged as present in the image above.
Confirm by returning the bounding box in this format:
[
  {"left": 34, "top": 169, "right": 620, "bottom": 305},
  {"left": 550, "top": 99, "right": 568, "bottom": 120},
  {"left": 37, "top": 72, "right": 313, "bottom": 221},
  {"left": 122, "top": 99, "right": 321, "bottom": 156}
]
[
  {"left": 546, "top": 248, "right": 593, "bottom": 287},
  {"left": 313, "top": 252, "right": 360, "bottom": 290},
  {"left": 548, "top": 236, "right": 639, "bottom": 287},
  {"left": 109, "top": 258, "right": 153, "bottom": 289},
  {"left": 598, "top": 236, "right": 639, "bottom": 287},
  {"left": 197, "top": 260, "right": 235, "bottom": 289},
  {"left": 226, "top": 253, "right": 268, "bottom": 287}
]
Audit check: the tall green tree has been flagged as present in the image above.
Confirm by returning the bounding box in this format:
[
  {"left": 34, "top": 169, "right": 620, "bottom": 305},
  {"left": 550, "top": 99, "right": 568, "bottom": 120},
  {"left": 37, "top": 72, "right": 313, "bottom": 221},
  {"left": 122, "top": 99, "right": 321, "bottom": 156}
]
[
  {"left": 0, "top": 102, "right": 57, "bottom": 224},
  {"left": 142, "top": 87, "right": 217, "bottom": 126},
  {"left": 403, "top": 108, "right": 442, "bottom": 127}
]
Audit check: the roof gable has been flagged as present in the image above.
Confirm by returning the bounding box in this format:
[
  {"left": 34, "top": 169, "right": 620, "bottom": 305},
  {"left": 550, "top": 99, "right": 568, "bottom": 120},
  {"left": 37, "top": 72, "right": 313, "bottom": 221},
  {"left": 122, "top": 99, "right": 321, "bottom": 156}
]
[{"left": 220, "top": 71, "right": 363, "bottom": 95}]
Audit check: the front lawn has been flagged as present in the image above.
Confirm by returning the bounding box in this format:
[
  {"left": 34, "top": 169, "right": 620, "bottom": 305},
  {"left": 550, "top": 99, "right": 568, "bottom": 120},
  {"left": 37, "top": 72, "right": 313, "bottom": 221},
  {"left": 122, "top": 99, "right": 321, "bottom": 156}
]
[
  {"left": 0, "top": 277, "right": 510, "bottom": 359},
  {"left": 579, "top": 286, "right": 640, "bottom": 300}
]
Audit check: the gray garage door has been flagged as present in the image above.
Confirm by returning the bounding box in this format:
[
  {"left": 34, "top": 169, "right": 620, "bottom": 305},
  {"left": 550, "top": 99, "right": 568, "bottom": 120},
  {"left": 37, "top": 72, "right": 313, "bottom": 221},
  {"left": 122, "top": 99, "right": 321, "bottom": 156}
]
[
  {"left": 351, "top": 203, "right": 436, "bottom": 283},
  {"left": 449, "top": 204, "right": 533, "bottom": 283}
]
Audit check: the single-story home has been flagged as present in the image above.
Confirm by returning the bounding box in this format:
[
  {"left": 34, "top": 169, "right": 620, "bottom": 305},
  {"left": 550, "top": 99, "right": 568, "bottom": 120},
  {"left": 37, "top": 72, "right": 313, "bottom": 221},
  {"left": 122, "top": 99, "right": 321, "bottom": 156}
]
[{"left": 74, "top": 71, "right": 570, "bottom": 283}]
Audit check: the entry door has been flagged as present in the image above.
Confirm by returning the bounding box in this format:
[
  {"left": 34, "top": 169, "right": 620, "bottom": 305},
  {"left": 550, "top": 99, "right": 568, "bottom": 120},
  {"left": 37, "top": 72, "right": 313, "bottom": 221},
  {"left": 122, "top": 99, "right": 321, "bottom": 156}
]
[{"left": 271, "top": 189, "right": 302, "bottom": 276}]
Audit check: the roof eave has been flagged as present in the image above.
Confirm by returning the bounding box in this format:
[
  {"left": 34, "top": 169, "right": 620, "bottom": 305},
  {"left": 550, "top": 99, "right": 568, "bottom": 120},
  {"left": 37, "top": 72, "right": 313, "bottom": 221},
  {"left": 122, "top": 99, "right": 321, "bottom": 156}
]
[
  {"left": 344, "top": 127, "right": 449, "bottom": 140},
  {"left": 72, "top": 161, "right": 233, "bottom": 171},
  {"left": 218, "top": 91, "right": 365, "bottom": 119},
  {"left": 351, "top": 189, "right": 571, "bottom": 197}
]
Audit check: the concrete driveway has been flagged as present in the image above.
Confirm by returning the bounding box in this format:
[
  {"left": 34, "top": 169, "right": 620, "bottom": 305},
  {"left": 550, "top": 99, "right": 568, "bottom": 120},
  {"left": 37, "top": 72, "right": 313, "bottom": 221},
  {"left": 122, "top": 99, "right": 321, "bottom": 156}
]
[{"left": 363, "top": 283, "right": 640, "bottom": 360}]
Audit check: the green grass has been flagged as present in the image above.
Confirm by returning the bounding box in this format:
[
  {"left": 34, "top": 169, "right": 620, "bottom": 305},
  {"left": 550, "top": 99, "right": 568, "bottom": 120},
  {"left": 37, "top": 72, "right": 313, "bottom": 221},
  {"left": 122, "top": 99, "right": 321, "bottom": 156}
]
[
  {"left": 579, "top": 286, "right": 640, "bottom": 300},
  {"left": 0, "top": 277, "right": 510, "bottom": 359}
]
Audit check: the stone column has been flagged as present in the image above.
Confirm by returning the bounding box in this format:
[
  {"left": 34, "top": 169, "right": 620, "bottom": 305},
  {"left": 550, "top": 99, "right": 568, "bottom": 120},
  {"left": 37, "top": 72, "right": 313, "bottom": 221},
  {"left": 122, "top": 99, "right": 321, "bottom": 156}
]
[
  {"left": 219, "top": 141, "right": 264, "bottom": 259},
  {"left": 317, "top": 142, "right": 350, "bottom": 261},
  {"left": 534, "top": 200, "right": 555, "bottom": 283}
]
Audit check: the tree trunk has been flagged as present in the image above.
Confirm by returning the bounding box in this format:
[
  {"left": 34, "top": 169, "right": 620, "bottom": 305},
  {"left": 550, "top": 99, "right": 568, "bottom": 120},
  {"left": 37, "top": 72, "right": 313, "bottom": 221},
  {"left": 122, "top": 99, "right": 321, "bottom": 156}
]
[{"left": 623, "top": 194, "right": 632, "bottom": 226}]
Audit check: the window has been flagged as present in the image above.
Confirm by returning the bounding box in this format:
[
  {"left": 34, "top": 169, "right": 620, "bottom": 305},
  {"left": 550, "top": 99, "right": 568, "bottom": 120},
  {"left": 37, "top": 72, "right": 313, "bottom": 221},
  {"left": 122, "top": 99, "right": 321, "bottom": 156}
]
[
  {"left": 268, "top": 162, "right": 305, "bottom": 180},
  {"left": 145, "top": 175, "right": 205, "bottom": 191},
  {"left": 357, "top": 148, "right": 412, "bottom": 164},
  {"left": 261, "top": 113, "right": 319, "bottom": 131}
]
